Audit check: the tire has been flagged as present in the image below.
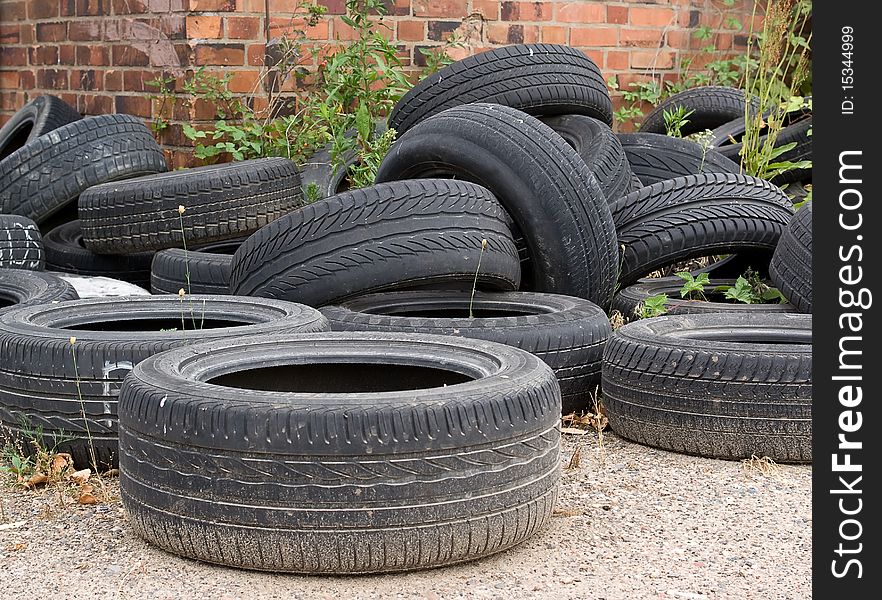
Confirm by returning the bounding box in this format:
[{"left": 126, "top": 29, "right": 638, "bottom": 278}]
[
  {"left": 541, "top": 114, "right": 636, "bottom": 204},
  {"left": 0, "top": 296, "right": 328, "bottom": 469},
  {"left": 769, "top": 203, "right": 812, "bottom": 313},
  {"left": 617, "top": 132, "right": 740, "bottom": 186},
  {"left": 389, "top": 44, "right": 612, "bottom": 135},
  {"left": 602, "top": 312, "right": 812, "bottom": 463},
  {"left": 639, "top": 86, "right": 761, "bottom": 136},
  {"left": 321, "top": 290, "right": 611, "bottom": 414},
  {"left": 299, "top": 144, "right": 358, "bottom": 201},
  {"left": 78, "top": 157, "right": 303, "bottom": 255},
  {"left": 0, "top": 215, "right": 44, "bottom": 270},
  {"left": 231, "top": 179, "right": 522, "bottom": 307},
  {"left": 612, "top": 173, "right": 794, "bottom": 286},
  {"left": 0, "top": 114, "right": 167, "bottom": 224},
  {"left": 376, "top": 104, "right": 619, "bottom": 308},
  {"left": 783, "top": 181, "right": 811, "bottom": 204},
  {"left": 118, "top": 332, "right": 561, "bottom": 573},
  {"left": 716, "top": 115, "right": 813, "bottom": 185},
  {"left": 612, "top": 277, "right": 796, "bottom": 318},
  {"left": 43, "top": 220, "right": 153, "bottom": 287},
  {"left": 150, "top": 239, "right": 243, "bottom": 295},
  {"left": 0, "top": 269, "right": 78, "bottom": 314},
  {"left": 0, "top": 95, "right": 81, "bottom": 161}
]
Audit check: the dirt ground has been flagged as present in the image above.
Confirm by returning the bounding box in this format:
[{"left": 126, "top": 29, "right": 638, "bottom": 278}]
[{"left": 0, "top": 432, "right": 811, "bottom": 600}]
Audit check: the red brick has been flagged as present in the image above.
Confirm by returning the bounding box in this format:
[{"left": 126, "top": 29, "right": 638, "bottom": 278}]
[
  {"left": 398, "top": 20, "right": 424, "bottom": 42},
  {"left": 501, "top": 2, "right": 552, "bottom": 21},
  {"left": 607, "top": 6, "right": 628, "bottom": 25},
  {"left": 68, "top": 21, "right": 101, "bottom": 41},
  {"left": 412, "top": 0, "right": 467, "bottom": 18},
  {"left": 0, "top": 72, "right": 20, "bottom": 89},
  {"left": 387, "top": 0, "right": 409, "bottom": 17},
  {"left": 0, "top": 24, "right": 20, "bottom": 44},
  {"left": 557, "top": 3, "right": 604, "bottom": 23},
  {"left": 665, "top": 30, "right": 692, "bottom": 49},
  {"left": 158, "top": 15, "right": 186, "bottom": 39},
  {"left": 37, "top": 69, "right": 68, "bottom": 89},
  {"left": 630, "top": 6, "right": 675, "bottom": 27},
  {"left": 72, "top": 69, "right": 102, "bottom": 91},
  {"left": 541, "top": 25, "right": 566, "bottom": 44},
  {"left": 226, "top": 69, "right": 259, "bottom": 93},
  {"left": 316, "top": 0, "right": 345, "bottom": 14},
  {"left": 188, "top": 0, "right": 235, "bottom": 10},
  {"left": 427, "top": 21, "right": 460, "bottom": 42},
  {"left": 28, "top": 0, "right": 59, "bottom": 19},
  {"left": 570, "top": 27, "right": 618, "bottom": 47},
  {"left": 29, "top": 45, "right": 58, "bottom": 65},
  {"left": 104, "top": 69, "right": 123, "bottom": 91},
  {"left": 35, "top": 22, "right": 66, "bottom": 42},
  {"left": 2, "top": 1, "right": 26, "bottom": 20},
  {"left": 187, "top": 15, "right": 223, "bottom": 38},
  {"left": 76, "top": 0, "right": 109, "bottom": 15},
  {"left": 332, "top": 17, "right": 359, "bottom": 41},
  {"left": 20, "top": 23, "right": 35, "bottom": 43},
  {"left": 19, "top": 71, "right": 35, "bottom": 89},
  {"left": 583, "top": 49, "right": 603, "bottom": 69},
  {"left": 111, "top": 0, "right": 147, "bottom": 13},
  {"left": 59, "top": 45, "right": 76, "bottom": 65},
  {"left": 79, "top": 93, "right": 113, "bottom": 115},
  {"left": 606, "top": 50, "right": 629, "bottom": 70},
  {"left": 76, "top": 45, "right": 109, "bottom": 66},
  {"left": 225, "top": 16, "right": 259, "bottom": 39},
  {"left": 715, "top": 33, "right": 734, "bottom": 50},
  {"left": 113, "top": 45, "right": 150, "bottom": 66},
  {"left": 620, "top": 28, "right": 664, "bottom": 48},
  {"left": 630, "top": 50, "right": 674, "bottom": 70},
  {"left": 0, "top": 47, "right": 27, "bottom": 66},
  {"left": 0, "top": 92, "right": 24, "bottom": 112},
  {"left": 472, "top": 0, "right": 498, "bottom": 19},
  {"left": 486, "top": 23, "right": 508, "bottom": 45},
  {"left": 194, "top": 44, "right": 245, "bottom": 66},
  {"left": 123, "top": 70, "right": 150, "bottom": 91},
  {"left": 246, "top": 43, "right": 266, "bottom": 66},
  {"left": 115, "top": 95, "right": 152, "bottom": 117}
]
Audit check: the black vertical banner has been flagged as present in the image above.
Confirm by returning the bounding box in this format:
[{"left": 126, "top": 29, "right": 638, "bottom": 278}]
[{"left": 813, "top": 2, "right": 879, "bottom": 597}]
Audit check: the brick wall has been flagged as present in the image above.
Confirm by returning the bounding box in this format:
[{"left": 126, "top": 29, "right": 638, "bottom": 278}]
[{"left": 0, "top": 0, "right": 760, "bottom": 165}]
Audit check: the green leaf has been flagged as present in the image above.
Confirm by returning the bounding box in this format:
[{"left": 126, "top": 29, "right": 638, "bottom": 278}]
[
  {"left": 724, "top": 276, "right": 755, "bottom": 304},
  {"left": 355, "top": 101, "right": 373, "bottom": 142}
]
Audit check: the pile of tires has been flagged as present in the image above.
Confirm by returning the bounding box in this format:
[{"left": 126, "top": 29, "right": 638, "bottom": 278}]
[{"left": 0, "top": 47, "right": 814, "bottom": 574}]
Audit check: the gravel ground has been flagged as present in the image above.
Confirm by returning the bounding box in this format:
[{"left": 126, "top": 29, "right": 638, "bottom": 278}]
[{"left": 0, "top": 432, "right": 811, "bottom": 600}]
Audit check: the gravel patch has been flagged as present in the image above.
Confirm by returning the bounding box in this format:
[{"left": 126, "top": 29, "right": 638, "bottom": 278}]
[{"left": 0, "top": 432, "right": 810, "bottom": 600}]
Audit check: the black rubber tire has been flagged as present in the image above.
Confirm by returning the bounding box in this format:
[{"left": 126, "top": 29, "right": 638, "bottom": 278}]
[
  {"left": 612, "top": 277, "right": 796, "bottom": 318},
  {"left": 769, "top": 203, "right": 812, "bottom": 313},
  {"left": 389, "top": 44, "right": 612, "bottom": 135},
  {"left": 150, "top": 239, "right": 243, "bottom": 295},
  {"left": 0, "top": 114, "right": 167, "bottom": 225},
  {"left": 612, "top": 173, "right": 794, "bottom": 286},
  {"left": 118, "top": 332, "right": 561, "bottom": 573},
  {"left": 639, "top": 86, "right": 761, "bottom": 136},
  {"left": 78, "top": 157, "right": 303, "bottom": 255},
  {"left": 0, "top": 296, "right": 328, "bottom": 469},
  {"left": 43, "top": 220, "right": 153, "bottom": 287},
  {"left": 783, "top": 181, "right": 811, "bottom": 204},
  {"left": 716, "top": 116, "right": 813, "bottom": 185},
  {"left": 0, "top": 95, "right": 81, "bottom": 161},
  {"left": 0, "top": 215, "right": 44, "bottom": 270},
  {"left": 602, "top": 312, "right": 812, "bottom": 463},
  {"left": 617, "top": 132, "right": 740, "bottom": 187},
  {"left": 231, "top": 179, "right": 521, "bottom": 307},
  {"left": 541, "top": 114, "right": 636, "bottom": 205},
  {"left": 376, "top": 103, "right": 619, "bottom": 308},
  {"left": 0, "top": 269, "right": 78, "bottom": 314},
  {"left": 321, "top": 290, "right": 611, "bottom": 414},
  {"left": 299, "top": 144, "right": 358, "bottom": 201}
]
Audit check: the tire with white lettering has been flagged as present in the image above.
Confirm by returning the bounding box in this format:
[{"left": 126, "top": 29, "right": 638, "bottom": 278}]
[
  {"left": 602, "top": 312, "right": 812, "bottom": 462},
  {"left": 0, "top": 269, "right": 78, "bottom": 315},
  {"left": 769, "top": 203, "right": 812, "bottom": 313},
  {"left": 119, "top": 332, "right": 561, "bottom": 573},
  {"left": 0, "top": 296, "right": 328, "bottom": 469},
  {"left": 0, "top": 215, "right": 44, "bottom": 270}
]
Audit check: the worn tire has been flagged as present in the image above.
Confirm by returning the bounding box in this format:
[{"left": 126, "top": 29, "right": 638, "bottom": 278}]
[
  {"left": 640, "top": 86, "right": 761, "bottom": 136},
  {"left": 389, "top": 44, "right": 612, "bottom": 135},
  {"left": 0, "top": 296, "right": 328, "bottom": 469},
  {"left": 150, "top": 239, "right": 242, "bottom": 295},
  {"left": 299, "top": 145, "right": 358, "bottom": 201},
  {"left": 612, "top": 173, "right": 794, "bottom": 286},
  {"left": 602, "top": 312, "right": 812, "bottom": 462},
  {"left": 43, "top": 221, "right": 153, "bottom": 287},
  {"left": 0, "top": 114, "right": 167, "bottom": 224},
  {"left": 612, "top": 277, "right": 796, "bottom": 318},
  {"left": 322, "top": 291, "right": 611, "bottom": 414},
  {"left": 541, "top": 114, "right": 637, "bottom": 204},
  {"left": 377, "top": 103, "right": 619, "bottom": 307},
  {"left": 119, "top": 332, "right": 561, "bottom": 573},
  {"left": 0, "top": 95, "right": 81, "bottom": 161},
  {"left": 0, "top": 215, "right": 44, "bottom": 270},
  {"left": 78, "top": 158, "right": 303, "bottom": 255},
  {"left": 769, "top": 203, "right": 812, "bottom": 313},
  {"left": 0, "top": 269, "right": 78, "bottom": 314},
  {"left": 617, "top": 132, "right": 740, "bottom": 187},
  {"left": 716, "top": 116, "right": 813, "bottom": 185}
]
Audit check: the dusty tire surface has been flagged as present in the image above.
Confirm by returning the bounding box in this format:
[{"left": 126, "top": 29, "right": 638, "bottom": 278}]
[
  {"left": 118, "top": 332, "right": 561, "bottom": 573},
  {"left": 389, "top": 44, "right": 612, "bottom": 135},
  {"left": 321, "top": 290, "right": 611, "bottom": 414},
  {"left": 0, "top": 296, "right": 328, "bottom": 469},
  {"left": 0, "top": 114, "right": 167, "bottom": 224},
  {"left": 639, "top": 86, "right": 760, "bottom": 136},
  {"left": 0, "top": 95, "right": 81, "bottom": 161},
  {"left": 150, "top": 239, "right": 242, "bottom": 295},
  {"left": 231, "top": 179, "right": 521, "bottom": 307},
  {"left": 0, "top": 269, "right": 78, "bottom": 314},
  {"left": 612, "top": 173, "right": 794, "bottom": 286},
  {"left": 0, "top": 215, "right": 44, "bottom": 270},
  {"left": 617, "top": 132, "right": 740, "bottom": 187},
  {"left": 769, "top": 203, "right": 812, "bottom": 313},
  {"left": 602, "top": 312, "right": 812, "bottom": 462},
  {"left": 43, "top": 220, "right": 153, "bottom": 287},
  {"left": 376, "top": 103, "right": 619, "bottom": 308},
  {"left": 79, "top": 158, "right": 303, "bottom": 255}
]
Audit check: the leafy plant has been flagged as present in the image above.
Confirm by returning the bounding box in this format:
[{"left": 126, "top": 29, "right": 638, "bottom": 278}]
[
  {"left": 418, "top": 32, "right": 465, "bottom": 79},
  {"left": 717, "top": 269, "right": 788, "bottom": 304},
  {"left": 664, "top": 107, "right": 694, "bottom": 138},
  {"left": 304, "top": 182, "right": 321, "bottom": 204},
  {"left": 675, "top": 271, "right": 710, "bottom": 300},
  {"left": 640, "top": 293, "right": 669, "bottom": 318}
]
